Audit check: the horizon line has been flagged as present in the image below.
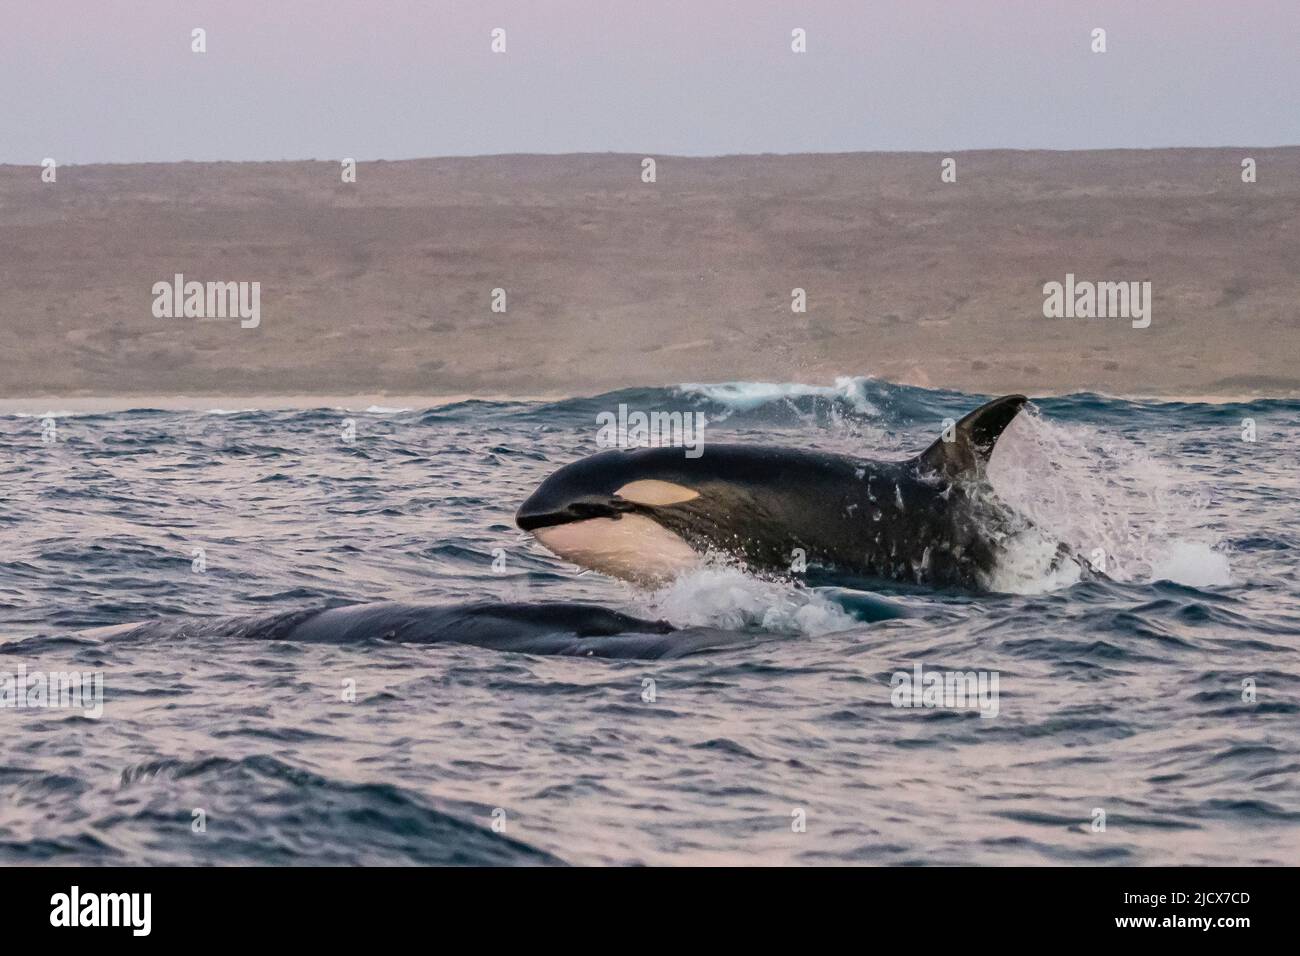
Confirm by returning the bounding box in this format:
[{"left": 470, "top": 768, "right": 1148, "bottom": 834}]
[{"left": 5, "top": 144, "right": 1300, "bottom": 169}]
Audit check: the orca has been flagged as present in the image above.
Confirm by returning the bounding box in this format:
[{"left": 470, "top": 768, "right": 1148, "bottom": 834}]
[
  {"left": 517, "top": 394, "right": 1065, "bottom": 590},
  {"left": 59, "top": 589, "right": 907, "bottom": 660},
  {"left": 66, "top": 602, "right": 750, "bottom": 660}
]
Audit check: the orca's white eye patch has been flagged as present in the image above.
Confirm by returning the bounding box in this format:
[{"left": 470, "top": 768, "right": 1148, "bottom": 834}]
[{"left": 614, "top": 480, "right": 699, "bottom": 506}]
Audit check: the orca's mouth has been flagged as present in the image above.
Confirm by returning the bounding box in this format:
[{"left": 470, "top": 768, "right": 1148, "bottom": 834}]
[{"left": 515, "top": 497, "right": 633, "bottom": 532}]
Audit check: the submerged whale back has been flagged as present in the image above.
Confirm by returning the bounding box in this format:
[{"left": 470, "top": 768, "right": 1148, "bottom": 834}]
[{"left": 84, "top": 601, "right": 754, "bottom": 660}]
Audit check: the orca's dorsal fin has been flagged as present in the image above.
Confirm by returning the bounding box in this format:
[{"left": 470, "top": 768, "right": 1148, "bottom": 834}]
[{"left": 914, "top": 394, "right": 1028, "bottom": 481}]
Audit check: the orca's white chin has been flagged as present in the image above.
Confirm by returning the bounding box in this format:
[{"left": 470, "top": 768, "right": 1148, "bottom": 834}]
[{"left": 532, "top": 514, "right": 700, "bottom": 585}]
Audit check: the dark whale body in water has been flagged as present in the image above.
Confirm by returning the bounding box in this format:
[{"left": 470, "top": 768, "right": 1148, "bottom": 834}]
[
  {"left": 71, "top": 602, "right": 750, "bottom": 659},
  {"left": 58, "top": 592, "right": 907, "bottom": 660},
  {"left": 517, "top": 394, "right": 1063, "bottom": 590}
]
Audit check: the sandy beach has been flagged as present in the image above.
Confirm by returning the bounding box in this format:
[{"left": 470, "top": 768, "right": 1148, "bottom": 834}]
[{"left": 2, "top": 148, "right": 1297, "bottom": 402}]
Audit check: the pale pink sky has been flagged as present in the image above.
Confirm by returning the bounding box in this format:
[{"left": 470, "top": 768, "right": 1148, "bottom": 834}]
[{"left": 3, "top": 0, "right": 1297, "bottom": 163}]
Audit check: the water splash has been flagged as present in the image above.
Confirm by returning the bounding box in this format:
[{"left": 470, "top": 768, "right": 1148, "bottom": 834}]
[
  {"left": 635, "top": 565, "right": 857, "bottom": 635},
  {"left": 987, "top": 408, "right": 1229, "bottom": 588}
]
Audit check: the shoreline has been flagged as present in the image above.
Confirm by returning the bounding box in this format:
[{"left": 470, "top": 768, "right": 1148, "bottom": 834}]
[{"left": 0, "top": 382, "right": 1292, "bottom": 417}]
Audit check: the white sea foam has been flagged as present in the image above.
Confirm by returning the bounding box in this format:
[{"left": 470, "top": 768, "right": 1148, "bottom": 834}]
[
  {"left": 635, "top": 565, "right": 857, "bottom": 635},
  {"left": 676, "top": 376, "right": 881, "bottom": 417},
  {"left": 675, "top": 376, "right": 898, "bottom": 451},
  {"left": 1151, "top": 541, "right": 1233, "bottom": 587}
]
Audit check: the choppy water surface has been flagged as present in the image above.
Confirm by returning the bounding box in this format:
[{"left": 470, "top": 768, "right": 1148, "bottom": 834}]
[{"left": 1, "top": 378, "right": 1297, "bottom": 865}]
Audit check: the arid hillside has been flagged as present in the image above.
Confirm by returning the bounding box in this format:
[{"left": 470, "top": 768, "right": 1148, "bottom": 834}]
[{"left": 2, "top": 148, "right": 1297, "bottom": 400}]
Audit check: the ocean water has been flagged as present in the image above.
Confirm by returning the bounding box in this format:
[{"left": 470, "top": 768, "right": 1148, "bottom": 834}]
[{"left": 1, "top": 378, "right": 1297, "bottom": 865}]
